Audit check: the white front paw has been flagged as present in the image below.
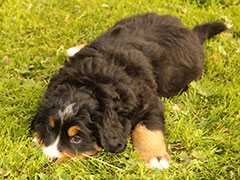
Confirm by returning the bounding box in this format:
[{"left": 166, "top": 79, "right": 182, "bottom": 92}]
[
  {"left": 146, "top": 157, "right": 170, "bottom": 171},
  {"left": 159, "top": 159, "right": 170, "bottom": 169}
]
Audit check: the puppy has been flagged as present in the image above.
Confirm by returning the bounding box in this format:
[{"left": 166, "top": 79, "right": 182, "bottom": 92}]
[{"left": 32, "top": 13, "right": 227, "bottom": 170}]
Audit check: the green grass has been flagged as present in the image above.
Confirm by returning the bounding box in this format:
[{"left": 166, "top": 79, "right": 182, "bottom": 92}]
[{"left": 0, "top": 0, "right": 239, "bottom": 179}]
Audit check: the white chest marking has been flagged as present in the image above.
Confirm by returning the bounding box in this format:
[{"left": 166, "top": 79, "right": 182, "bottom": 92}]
[{"left": 43, "top": 103, "right": 76, "bottom": 161}]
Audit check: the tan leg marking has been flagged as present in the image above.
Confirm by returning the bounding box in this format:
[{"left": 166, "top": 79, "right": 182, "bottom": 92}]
[{"left": 132, "top": 122, "right": 170, "bottom": 170}]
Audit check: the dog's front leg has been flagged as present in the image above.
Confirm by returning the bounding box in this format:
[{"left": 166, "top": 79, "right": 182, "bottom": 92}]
[
  {"left": 132, "top": 122, "right": 170, "bottom": 170},
  {"left": 131, "top": 99, "right": 170, "bottom": 170}
]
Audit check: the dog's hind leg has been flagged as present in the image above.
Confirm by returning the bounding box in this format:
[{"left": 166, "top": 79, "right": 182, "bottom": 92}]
[{"left": 66, "top": 44, "right": 85, "bottom": 57}]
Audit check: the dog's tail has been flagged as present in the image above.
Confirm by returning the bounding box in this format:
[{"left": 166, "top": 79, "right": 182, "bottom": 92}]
[{"left": 193, "top": 22, "right": 227, "bottom": 44}]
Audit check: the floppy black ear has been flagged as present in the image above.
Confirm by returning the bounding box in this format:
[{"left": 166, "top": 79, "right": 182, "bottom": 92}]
[
  {"left": 31, "top": 112, "right": 40, "bottom": 130},
  {"left": 31, "top": 98, "right": 52, "bottom": 130},
  {"left": 96, "top": 110, "right": 131, "bottom": 153}
]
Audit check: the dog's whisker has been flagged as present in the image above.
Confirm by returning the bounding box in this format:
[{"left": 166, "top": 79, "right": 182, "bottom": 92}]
[{"left": 82, "top": 153, "right": 122, "bottom": 171}]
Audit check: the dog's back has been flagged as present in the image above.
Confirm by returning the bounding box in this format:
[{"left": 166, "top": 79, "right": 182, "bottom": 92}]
[{"left": 83, "top": 13, "right": 226, "bottom": 98}]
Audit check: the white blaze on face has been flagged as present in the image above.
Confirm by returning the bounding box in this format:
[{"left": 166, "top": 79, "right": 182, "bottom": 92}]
[
  {"left": 42, "top": 136, "right": 61, "bottom": 161},
  {"left": 42, "top": 103, "right": 76, "bottom": 161}
]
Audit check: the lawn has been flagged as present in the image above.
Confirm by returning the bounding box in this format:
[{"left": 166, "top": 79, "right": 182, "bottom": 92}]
[{"left": 0, "top": 0, "right": 239, "bottom": 179}]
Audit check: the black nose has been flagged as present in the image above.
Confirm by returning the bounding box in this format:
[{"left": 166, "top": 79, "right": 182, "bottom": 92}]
[
  {"left": 109, "top": 143, "right": 127, "bottom": 153},
  {"left": 50, "top": 157, "right": 58, "bottom": 162}
]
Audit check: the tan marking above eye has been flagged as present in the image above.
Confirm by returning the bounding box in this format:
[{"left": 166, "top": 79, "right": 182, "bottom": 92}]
[
  {"left": 49, "top": 116, "right": 55, "bottom": 128},
  {"left": 68, "top": 126, "right": 81, "bottom": 137}
]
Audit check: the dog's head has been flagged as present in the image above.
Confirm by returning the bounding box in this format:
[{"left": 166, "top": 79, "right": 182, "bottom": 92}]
[{"left": 32, "top": 83, "right": 131, "bottom": 162}]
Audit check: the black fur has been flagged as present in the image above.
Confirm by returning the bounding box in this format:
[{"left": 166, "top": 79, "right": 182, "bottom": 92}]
[
  {"left": 193, "top": 22, "right": 227, "bottom": 44},
  {"left": 32, "top": 13, "right": 227, "bottom": 155}
]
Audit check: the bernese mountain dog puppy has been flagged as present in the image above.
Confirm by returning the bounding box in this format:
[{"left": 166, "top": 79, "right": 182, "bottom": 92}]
[{"left": 32, "top": 13, "right": 227, "bottom": 170}]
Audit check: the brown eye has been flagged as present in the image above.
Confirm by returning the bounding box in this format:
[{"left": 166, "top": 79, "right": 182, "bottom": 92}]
[{"left": 70, "top": 135, "right": 82, "bottom": 144}]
